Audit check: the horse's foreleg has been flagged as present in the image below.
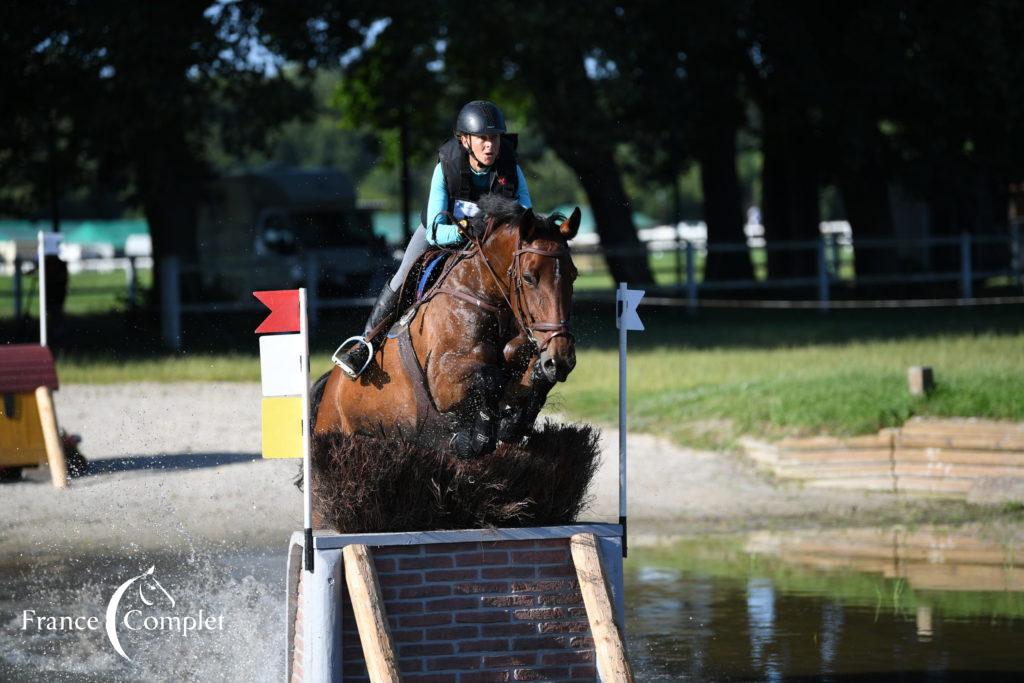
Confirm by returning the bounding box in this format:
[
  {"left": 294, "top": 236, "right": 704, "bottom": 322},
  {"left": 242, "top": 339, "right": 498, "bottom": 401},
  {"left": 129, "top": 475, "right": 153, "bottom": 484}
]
[
  {"left": 450, "top": 363, "right": 503, "bottom": 458},
  {"left": 433, "top": 343, "right": 504, "bottom": 459},
  {"left": 498, "top": 361, "right": 555, "bottom": 443}
]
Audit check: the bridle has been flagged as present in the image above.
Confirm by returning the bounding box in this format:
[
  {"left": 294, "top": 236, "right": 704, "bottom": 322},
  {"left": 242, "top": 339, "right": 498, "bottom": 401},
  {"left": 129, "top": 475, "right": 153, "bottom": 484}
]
[{"left": 466, "top": 217, "right": 575, "bottom": 354}]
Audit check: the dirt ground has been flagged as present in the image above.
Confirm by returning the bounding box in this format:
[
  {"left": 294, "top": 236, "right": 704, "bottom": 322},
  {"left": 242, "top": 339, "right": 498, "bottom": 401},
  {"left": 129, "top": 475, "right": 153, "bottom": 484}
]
[{"left": 0, "top": 382, "right": 987, "bottom": 557}]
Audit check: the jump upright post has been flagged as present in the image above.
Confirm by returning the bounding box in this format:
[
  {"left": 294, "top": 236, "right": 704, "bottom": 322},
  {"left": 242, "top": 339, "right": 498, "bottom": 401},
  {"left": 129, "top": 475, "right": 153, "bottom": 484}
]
[{"left": 616, "top": 282, "right": 645, "bottom": 558}]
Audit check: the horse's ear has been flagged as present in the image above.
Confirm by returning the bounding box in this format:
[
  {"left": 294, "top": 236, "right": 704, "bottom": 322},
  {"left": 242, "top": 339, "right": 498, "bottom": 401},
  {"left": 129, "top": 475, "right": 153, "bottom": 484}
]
[
  {"left": 560, "top": 207, "right": 581, "bottom": 240},
  {"left": 519, "top": 208, "right": 536, "bottom": 240}
]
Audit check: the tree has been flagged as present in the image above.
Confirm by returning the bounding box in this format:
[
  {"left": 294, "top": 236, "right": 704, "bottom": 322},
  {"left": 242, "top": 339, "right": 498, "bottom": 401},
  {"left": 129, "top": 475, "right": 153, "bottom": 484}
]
[
  {"left": 442, "top": 0, "right": 654, "bottom": 284},
  {"left": 1, "top": 1, "right": 317, "bottom": 305}
]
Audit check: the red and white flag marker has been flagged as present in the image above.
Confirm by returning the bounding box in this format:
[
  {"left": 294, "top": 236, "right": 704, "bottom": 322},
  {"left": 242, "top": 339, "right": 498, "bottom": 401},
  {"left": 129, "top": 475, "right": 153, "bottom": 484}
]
[
  {"left": 616, "top": 282, "right": 645, "bottom": 558},
  {"left": 255, "top": 288, "right": 314, "bottom": 571}
]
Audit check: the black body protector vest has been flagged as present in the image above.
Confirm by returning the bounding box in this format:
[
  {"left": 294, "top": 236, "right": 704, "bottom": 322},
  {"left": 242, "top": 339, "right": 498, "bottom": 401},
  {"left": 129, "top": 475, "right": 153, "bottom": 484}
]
[{"left": 437, "top": 135, "right": 519, "bottom": 216}]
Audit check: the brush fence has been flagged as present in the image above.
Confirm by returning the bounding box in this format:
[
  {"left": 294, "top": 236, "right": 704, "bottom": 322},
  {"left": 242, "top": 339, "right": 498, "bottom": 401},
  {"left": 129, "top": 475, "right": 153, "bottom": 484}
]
[{"left": 285, "top": 524, "right": 626, "bottom": 682}]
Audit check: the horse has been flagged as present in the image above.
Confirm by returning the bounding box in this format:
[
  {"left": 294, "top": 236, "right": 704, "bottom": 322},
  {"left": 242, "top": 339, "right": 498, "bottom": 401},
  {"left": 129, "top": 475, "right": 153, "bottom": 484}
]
[{"left": 314, "top": 195, "right": 580, "bottom": 459}]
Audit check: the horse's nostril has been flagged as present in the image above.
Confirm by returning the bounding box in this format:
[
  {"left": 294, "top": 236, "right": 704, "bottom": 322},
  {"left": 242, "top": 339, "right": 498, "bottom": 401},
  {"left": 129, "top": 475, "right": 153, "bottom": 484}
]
[{"left": 544, "top": 358, "right": 556, "bottom": 369}]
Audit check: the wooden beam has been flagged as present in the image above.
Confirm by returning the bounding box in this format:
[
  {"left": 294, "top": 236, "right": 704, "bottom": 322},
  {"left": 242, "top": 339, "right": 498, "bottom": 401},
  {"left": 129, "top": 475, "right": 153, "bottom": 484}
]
[
  {"left": 35, "top": 386, "right": 67, "bottom": 489},
  {"left": 571, "top": 533, "right": 634, "bottom": 682},
  {"left": 343, "top": 544, "right": 401, "bottom": 683}
]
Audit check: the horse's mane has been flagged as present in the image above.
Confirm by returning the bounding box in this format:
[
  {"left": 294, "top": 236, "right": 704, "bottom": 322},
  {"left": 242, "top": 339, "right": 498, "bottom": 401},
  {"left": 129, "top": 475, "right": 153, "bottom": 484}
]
[{"left": 471, "top": 195, "right": 567, "bottom": 240}]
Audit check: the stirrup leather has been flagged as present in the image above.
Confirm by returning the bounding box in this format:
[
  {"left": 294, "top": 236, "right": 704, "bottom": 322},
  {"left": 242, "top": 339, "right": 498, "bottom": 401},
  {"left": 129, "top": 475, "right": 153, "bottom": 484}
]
[{"left": 332, "top": 336, "right": 374, "bottom": 378}]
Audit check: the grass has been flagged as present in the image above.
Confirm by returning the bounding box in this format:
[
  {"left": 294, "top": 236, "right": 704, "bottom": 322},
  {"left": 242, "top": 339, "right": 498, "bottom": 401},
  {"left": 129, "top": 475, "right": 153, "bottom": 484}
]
[
  {"left": 8, "top": 299, "right": 1023, "bottom": 450},
  {"left": 0, "top": 269, "right": 151, "bottom": 317},
  {"left": 545, "top": 332, "right": 1024, "bottom": 449}
]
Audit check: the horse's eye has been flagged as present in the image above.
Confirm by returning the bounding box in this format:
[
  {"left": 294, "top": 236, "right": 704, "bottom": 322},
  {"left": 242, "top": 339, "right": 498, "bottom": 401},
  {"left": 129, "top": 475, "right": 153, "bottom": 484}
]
[{"left": 523, "top": 272, "right": 538, "bottom": 287}]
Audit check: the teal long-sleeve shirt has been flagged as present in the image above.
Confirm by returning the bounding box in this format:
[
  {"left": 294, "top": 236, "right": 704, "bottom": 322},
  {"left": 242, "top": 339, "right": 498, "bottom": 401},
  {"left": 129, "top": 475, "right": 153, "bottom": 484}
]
[{"left": 425, "top": 162, "right": 532, "bottom": 246}]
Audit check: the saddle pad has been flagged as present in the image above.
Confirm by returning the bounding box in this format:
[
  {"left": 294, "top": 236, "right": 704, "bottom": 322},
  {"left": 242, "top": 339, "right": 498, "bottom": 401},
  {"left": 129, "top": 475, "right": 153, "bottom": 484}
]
[{"left": 416, "top": 252, "right": 449, "bottom": 301}]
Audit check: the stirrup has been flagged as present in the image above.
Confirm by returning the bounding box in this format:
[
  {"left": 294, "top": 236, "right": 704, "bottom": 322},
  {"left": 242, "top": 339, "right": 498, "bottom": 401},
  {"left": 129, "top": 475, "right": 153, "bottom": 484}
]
[{"left": 332, "top": 336, "right": 374, "bottom": 378}]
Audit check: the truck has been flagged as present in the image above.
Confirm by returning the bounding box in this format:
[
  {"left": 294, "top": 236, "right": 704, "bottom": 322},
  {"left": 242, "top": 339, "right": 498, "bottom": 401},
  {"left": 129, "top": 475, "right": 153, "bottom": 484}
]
[{"left": 195, "top": 167, "right": 393, "bottom": 299}]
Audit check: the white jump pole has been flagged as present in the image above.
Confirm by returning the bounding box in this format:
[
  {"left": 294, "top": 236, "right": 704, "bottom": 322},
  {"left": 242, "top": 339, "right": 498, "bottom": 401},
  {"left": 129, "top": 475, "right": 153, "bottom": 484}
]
[
  {"left": 616, "top": 282, "right": 645, "bottom": 559},
  {"left": 299, "top": 287, "right": 314, "bottom": 573},
  {"left": 37, "top": 231, "right": 47, "bottom": 347},
  {"left": 617, "top": 283, "right": 628, "bottom": 557}
]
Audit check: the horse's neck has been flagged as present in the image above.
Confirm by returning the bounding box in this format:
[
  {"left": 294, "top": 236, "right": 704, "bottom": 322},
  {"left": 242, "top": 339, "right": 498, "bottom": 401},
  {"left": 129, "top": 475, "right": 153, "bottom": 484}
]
[{"left": 446, "top": 238, "right": 511, "bottom": 307}]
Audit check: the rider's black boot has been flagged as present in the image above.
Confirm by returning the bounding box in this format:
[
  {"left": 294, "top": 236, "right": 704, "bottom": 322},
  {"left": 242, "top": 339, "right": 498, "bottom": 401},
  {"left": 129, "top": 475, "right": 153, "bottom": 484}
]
[{"left": 335, "top": 284, "right": 401, "bottom": 378}]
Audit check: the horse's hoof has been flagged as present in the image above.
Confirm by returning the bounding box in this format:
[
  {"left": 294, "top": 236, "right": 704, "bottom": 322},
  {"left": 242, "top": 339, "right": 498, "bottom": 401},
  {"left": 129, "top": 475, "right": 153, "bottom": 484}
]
[
  {"left": 450, "top": 432, "right": 474, "bottom": 460},
  {"left": 497, "top": 421, "right": 520, "bottom": 444}
]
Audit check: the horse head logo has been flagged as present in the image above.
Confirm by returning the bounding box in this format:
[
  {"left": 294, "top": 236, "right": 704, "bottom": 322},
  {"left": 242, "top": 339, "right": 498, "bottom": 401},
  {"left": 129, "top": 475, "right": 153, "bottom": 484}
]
[{"left": 104, "top": 565, "right": 175, "bottom": 662}]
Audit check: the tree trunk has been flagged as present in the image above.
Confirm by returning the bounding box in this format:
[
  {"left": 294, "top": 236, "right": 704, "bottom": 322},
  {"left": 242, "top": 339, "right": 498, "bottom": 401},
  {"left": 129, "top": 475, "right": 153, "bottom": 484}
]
[
  {"left": 136, "top": 132, "right": 202, "bottom": 307},
  {"left": 696, "top": 114, "right": 754, "bottom": 282},
  {"left": 762, "top": 106, "right": 820, "bottom": 279},
  {"left": 838, "top": 168, "right": 895, "bottom": 277},
  {"left": 515, "top": 42, "right": 654, "bottom": 285},
  {"left": 550, "top": 144, "right": 654, "bottom": 285},
  {"left": 399, "top": 107, "right": 412, "bottom": 242},
  {"left": 835, "top": 124, "right": 896, "bottom": 277}
]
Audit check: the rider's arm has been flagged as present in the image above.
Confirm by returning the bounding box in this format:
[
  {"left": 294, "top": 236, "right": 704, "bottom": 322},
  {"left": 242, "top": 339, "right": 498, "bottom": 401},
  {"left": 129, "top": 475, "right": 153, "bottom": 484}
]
[
  {"left": 516, "top": 165, "right": 532, "bottom": 209},
  {"left": 425, "top": 164, "right": 464, "bottom": 247}
]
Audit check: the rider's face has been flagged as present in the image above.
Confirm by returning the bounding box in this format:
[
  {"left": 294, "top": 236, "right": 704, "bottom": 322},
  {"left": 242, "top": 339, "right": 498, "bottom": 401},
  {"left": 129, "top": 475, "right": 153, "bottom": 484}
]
[{"left": 461, "top": 134, "right": 500, "bottom": 170}]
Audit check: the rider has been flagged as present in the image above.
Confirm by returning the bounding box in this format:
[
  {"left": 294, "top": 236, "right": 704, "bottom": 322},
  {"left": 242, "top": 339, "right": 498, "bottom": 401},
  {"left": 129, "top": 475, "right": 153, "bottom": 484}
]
[{"left": 335, "top": 100, "right": 533, "bottom": 378}]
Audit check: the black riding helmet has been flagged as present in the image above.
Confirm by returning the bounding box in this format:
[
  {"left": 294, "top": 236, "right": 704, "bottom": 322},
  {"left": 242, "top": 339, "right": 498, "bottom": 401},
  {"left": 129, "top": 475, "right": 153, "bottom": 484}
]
[{"left": 455, "top": 100, "right": 506, "bottom": 137}]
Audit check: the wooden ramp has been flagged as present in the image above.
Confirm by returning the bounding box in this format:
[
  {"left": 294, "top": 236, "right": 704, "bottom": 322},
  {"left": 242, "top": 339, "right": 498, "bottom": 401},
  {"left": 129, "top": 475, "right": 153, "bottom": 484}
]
[{"left": 743, "top": 418, "right": 1024, "bottom": 498}]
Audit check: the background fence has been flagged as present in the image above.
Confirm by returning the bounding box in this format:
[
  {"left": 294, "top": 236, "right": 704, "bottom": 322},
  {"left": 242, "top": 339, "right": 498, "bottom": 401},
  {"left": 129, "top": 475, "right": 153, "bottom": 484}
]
[{"left": 3, "top": 228, "right": 1022, "bottom": 350}]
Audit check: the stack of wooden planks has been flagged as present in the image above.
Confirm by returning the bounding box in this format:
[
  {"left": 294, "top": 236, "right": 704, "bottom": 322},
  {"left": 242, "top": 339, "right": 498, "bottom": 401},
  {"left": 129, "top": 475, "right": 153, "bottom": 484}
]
[{"left": 743, "top": 418, "right": 1024, "bottom": 497}]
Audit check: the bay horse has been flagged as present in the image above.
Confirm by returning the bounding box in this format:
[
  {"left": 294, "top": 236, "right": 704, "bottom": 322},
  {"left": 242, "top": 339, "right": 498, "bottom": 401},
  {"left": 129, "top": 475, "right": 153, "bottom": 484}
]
[{"left": 314, "top": 196, "right": 580, "bottom": 459}]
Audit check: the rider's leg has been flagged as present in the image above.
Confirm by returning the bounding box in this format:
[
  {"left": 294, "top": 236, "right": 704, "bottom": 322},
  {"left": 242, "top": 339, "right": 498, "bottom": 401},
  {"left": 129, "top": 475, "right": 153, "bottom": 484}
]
[
  {"left": 389, "top": 224, "right": 429, "bottom": 291},
  {"left": 335, "top": 225, "right": 430, "bottom": 378}
]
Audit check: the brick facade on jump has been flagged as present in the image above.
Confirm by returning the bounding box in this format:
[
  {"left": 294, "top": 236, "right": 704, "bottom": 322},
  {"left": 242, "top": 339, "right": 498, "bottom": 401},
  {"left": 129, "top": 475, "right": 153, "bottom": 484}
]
[{"left": 341, "top": 538, "right": 596, "bottom": 682}]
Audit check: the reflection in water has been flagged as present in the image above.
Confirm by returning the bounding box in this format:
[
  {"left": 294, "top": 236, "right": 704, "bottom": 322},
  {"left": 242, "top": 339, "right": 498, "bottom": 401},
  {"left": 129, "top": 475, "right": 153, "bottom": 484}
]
[
  {"left": 746, "top": 578, "right": 777, "bottom": 680},
  {"left": 626, "top": 526, "right": 1024, "bottom": 681},
  {"left": 819, "top": 600, "right": 843, "bottom": 673}
]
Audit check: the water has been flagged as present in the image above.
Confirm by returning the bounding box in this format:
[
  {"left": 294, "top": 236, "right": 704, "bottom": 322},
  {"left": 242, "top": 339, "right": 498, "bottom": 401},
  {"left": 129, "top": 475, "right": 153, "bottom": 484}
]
[
  {"left": 2, "top": 526, "right": 1022, "bottom": 681},
  {"left": 0, "top": 547, "right": 287, "bottom": 682},
  {"left": 626, "top": 527, "right": 1024, "bottom": 681}
]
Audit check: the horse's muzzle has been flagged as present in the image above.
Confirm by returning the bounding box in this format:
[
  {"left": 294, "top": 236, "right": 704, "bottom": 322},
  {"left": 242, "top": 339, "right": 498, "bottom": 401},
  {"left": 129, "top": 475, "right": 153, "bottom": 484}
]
[{"left": 540, "top": 347, "right": 576, "bottom": 383}]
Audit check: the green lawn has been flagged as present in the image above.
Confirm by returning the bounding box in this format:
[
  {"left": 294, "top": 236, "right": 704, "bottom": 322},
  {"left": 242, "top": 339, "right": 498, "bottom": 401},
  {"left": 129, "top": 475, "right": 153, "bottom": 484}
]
[{"left": 545, "top": 332, "right": 1024, "bottom": 449}]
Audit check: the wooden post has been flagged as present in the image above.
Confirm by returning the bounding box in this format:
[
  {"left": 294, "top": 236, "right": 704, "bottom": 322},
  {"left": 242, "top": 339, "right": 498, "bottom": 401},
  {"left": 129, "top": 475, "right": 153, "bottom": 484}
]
[
  {"left": 685, "top": 241, "right": 697, "bottom": 315},
  {"left": 35, "top": 386, "right": 67, "bottom": 488},
  {"left": 343, "top": 544, "right": 400, "bottom": 683},
  {"left": 908, "top": 366, "right": 935, "bottom": 396},
  {"left": 817, "top": 238, "right": 829, "bottom": 313},
  {"left": 570, "top": 533, "right": 634, "bottom": 682},
  {"left": 160, "top": 256, "right": 182, "bottom": 351}
]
